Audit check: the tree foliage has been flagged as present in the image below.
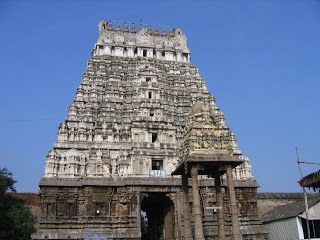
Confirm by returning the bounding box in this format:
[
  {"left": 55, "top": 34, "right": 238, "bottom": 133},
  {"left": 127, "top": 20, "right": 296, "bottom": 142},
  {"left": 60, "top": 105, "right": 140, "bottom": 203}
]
[
  {"left": 0, "top": 168, "right": 35, "bottom": 240},
  {"left": 0, "top": 168, "right": 16, "bottom": 194}
]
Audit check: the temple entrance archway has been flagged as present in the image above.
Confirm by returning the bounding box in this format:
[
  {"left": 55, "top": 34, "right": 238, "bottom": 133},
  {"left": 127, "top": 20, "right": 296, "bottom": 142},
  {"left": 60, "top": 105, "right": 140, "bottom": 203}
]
[{"left": 141, "top": 193, "right": 175, "bottom": 240}]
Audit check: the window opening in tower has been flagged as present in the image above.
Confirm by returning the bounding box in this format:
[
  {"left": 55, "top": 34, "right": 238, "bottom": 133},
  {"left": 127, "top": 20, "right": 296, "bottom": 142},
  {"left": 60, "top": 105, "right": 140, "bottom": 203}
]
[
  {"left": 152, "top": 132, "right": 157, "bottom": 142},
  {"left": 152, "top": 159, "right": 163, "bottom": 170}
]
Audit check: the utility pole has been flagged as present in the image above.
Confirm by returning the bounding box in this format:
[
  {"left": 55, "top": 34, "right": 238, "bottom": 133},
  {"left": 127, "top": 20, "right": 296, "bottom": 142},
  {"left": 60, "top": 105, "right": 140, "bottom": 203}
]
[{"left": 296, "top": 147, "right": 311, "bottom": 240}]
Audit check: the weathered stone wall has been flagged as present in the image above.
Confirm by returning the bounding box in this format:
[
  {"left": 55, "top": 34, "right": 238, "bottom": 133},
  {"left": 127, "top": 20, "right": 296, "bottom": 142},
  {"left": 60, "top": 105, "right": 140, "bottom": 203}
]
[
  {"left": 30, "top": 190, "right": 320, "bottom": 239},
  {"left": 32, "top": 178, "right": 268, "bottom": 239},
  {"left": 256, "top": 192, "right": 320, "bottom": 216}
]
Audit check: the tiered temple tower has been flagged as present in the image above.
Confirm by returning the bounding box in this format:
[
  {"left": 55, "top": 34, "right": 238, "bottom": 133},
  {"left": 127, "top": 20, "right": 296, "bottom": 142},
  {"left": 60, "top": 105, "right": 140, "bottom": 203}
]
[{"left": 32, "top": 20, "right": 268, "bottom": 240}]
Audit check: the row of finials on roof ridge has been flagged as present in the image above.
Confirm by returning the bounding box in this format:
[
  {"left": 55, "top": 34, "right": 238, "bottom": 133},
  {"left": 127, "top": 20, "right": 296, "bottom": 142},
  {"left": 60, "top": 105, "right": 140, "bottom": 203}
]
[{"left": 99, "top": 20, "right": 176, "bottom": 37}]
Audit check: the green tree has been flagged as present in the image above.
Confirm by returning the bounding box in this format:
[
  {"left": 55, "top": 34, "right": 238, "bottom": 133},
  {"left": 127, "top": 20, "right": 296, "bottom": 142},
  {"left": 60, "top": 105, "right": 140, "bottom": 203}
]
[{"left": 0, "top": 168, "right": 35, "bottom": 240}]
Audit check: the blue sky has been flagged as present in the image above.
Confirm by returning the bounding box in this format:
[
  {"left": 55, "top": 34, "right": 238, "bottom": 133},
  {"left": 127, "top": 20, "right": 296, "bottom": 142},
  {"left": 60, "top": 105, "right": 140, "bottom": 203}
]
[{"left": 1, "top": 0, "right": 320, "bottom": 192}]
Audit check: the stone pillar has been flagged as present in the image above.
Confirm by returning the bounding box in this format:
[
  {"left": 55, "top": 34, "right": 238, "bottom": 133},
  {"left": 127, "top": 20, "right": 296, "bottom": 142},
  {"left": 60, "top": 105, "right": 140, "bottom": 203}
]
[
  {"left": 226, "top": 166, "right": 242, "bottom": 240},
  {"left": 136, "top": 192, "right": 142, "bottom": 238},
  {"left": 181, "top": 173, "right": 193, "bottom": 240},
  {"left": 191, "top": 164, "right": 205, "bottom": 240},
  {"left": 214, "top": 172, "right": 225, "bottom": 240},
  {"left": 168, "top": 193, "right": 180, "bottom": 240}
]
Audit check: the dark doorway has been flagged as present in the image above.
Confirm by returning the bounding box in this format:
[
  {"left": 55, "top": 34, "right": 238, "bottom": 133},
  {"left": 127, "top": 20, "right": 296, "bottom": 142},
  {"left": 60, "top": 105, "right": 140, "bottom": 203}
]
[
  {"left": 302, "top": 218, "right": 320, "bottom": 238},
  {"left": 141, "top": 193, "right": 175, "bottom": 240}
]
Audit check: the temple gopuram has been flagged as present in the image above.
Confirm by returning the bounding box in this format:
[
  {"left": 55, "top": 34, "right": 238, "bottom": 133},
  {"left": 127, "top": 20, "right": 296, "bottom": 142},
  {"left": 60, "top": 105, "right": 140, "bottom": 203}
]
[{"left": 32, "top": 20, "right": 268, "bottom": 240}]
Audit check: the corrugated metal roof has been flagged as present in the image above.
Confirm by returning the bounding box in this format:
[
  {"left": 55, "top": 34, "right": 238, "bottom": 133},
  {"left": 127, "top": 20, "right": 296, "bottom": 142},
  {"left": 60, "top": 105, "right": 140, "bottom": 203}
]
[{"left": 261, "top": 196, "right": 320, "bottom": 223}]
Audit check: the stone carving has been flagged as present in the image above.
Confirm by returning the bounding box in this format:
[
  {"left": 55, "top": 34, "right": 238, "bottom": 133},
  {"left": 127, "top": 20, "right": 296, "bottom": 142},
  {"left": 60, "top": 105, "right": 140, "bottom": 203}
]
[
  {"left": 98, "top": 19, "right": 108, "bottom": 35},
  {"left": 95, "top": 21, "right": 190, "bottom": 62}
]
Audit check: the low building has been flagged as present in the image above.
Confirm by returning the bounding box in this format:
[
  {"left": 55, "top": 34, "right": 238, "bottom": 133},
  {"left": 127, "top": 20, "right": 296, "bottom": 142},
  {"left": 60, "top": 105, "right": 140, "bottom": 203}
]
[
  {"left": 257, "top": 192, "right": 307, "bottom": 215},
  {"left": 261, "top": 196, "right": 320, "bottom": 240}
]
